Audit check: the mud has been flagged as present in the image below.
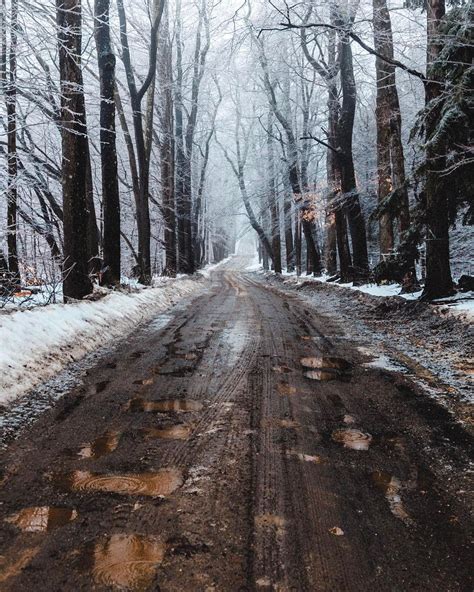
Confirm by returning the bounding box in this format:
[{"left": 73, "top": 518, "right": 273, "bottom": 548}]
[
  {"left": 0, "top": 264, "right": 472, "bottom": 591},
  {"left": 126, "top": 398, "right": 203, "bottom": 413}
]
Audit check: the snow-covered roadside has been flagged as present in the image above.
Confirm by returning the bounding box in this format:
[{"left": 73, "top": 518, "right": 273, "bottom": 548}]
[
  {"left": 0, "top": 276, "right": 205, "bottom": 406},
  {"left": 252, "top": 264, "right": 474, "bottom": 320},
  {"left": 252, "top": 271, "right": 473, "bottom": 424}
]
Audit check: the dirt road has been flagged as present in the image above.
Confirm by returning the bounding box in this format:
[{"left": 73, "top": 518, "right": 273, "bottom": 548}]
[{"left": 1, "top": 261, "right": 472, "bottom": 591}]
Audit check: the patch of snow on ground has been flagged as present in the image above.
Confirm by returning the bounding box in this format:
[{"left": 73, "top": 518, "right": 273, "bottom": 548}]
[
  {"left": 198, "top": 255, "right": 234, "bottom": 278},
  {"left": 0, "top": 276, "right": 204, "bottom": 406}
]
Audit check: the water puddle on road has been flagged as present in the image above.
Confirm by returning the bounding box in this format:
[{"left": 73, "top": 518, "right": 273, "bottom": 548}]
[
  {"left": 372, "top": 471, "right": 413, "bottom": 525},
  {"left": 255, "top": 514, "right": 286, "bottom": 535},
  {"left": 78, "top": 431, "right": 120, "bottom": 459},
  {"left": 277, "top": 383, "right": 297, "bottom": 396},
  {"left": 301, "top": 357, "right": 352, "bottom": 382},
  {"left": 332, "top": 429, "right": 372, "bottom": 451},
  {"left": 85, "top": 534, "right": 167, "bottom": 592},
  {"left": 6, "top": 507, "right": 77, "bottom": 532},
  {"left": 301, "top": 357, "right": 352, "bottom": 371},
  {"left": 141, "top": 424, "right": 192, "bottom": 440},
  {"left": 304, "top": 370, "right": 351, "bottom": 382},
  {"left": 53, "top": 468, "right": 183, "bottom": 498},
  {"left": 127, "top": 398, "right": 203, "bottom": 413}
]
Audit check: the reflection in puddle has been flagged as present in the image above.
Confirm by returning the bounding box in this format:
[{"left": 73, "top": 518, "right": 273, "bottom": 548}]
[
  {"left": 301, "top": 357, "right": 352, "bottom": 371},
  {"left": 7, "top": 507, "right": 77, "bottom": 532},
  {"left": 304, "top": 370, "right": 351, "bottom": 382},
  {"left": 87, "top": 534, "right": 167, "bottom": 591},
  {"left": 127, "top": 398, "right": 203, "bottom": 413},
  {"left": 372, "top": 471, "right": 413, "bottom": 525},
  {"left": 332, "top": 429, "right": 372, "bottom": 450},
  {"left": 141, "top": 425, "right": 192, "bottom": 440},
  {"left": 53, "top": 468, "right": 183, "bottom": 498},
  {"left": 277, "top": 383, "right": 297, "bottom": 396},
  {"left": 78, "top": 431, "right": 120, "bottom": 459}
]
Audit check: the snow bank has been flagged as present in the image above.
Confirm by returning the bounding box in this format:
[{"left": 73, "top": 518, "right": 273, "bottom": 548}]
[{"left": 0, "top": 276, "right": 204, "bottom": 406}]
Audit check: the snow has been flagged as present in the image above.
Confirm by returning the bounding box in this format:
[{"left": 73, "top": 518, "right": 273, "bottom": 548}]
[
  {"left": 0, "top": 276, "right": 205, "bottom": 406},
  {"left": 198, "top": 255, "right": 234, "bottom": 278},
  {"left": 251, "top": 263, "right": 473, "bottom": 318}
]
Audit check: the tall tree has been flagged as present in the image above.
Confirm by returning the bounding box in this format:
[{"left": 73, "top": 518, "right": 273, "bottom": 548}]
[
  {"left": 1, "top": 0, "right": 20, "bottom": 282},
  {"left": 373, "top": 0, "right": 411, "bottom": 261},
  {"left": 94, "top": 0, "right": 121, "bottom": 285},
  {"left": 421, "top": 0, "right": 454, "bottom": 299},
  {"left": 57, "top": 0, "right": 93, "bottom": 299},
  {"left": 158, "top": 5, "right": 176, "bottom": 276},
  {"left": 117, "top": 0, "right": 165, "bottom": 283}
]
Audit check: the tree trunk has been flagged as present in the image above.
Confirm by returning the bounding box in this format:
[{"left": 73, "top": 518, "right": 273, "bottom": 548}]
[
  {"left": 336, "top": 33, "right": 369, "bottom": 279},
  {"left": 422, "top": 0, "right": 454, "bottom": 299},
  {"left": 267, "top": 114, "right": 282, "bottom": 273},
  {"left": 95, "top": 0, "right": 121, "bottom": 285},
  {"left": 158, "top": 9, "right": 176, "bottom": 277},
  {"left": 4, "top": 0, "right": 19, "bottom": 282},
  {"left": 57, "top": 0, "right": 93, "bottom": 300}
]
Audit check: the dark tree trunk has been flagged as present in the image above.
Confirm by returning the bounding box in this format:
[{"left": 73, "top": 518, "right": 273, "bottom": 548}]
[
  {"left": 4, "top": 0, "right": 19, "bottom": 282},
  {"left": 282, "top": 175, "right": 295, "bottom": 272},
  {"left": 373, "top": 0, "right": 411, "bottom": 260},
  {"left": 159, "top": 10, "right": 176, "bottom": 277},
  {"left": 117, "top": 0, "right": 164, "bottom": 284},
  {"left": 267, "top": 115, "right": 282, "bottom": 273},
  {"left": 422, "top": 0, "right": 454, "bottom": 299},
  {"left": 336, "top": 33, "right": 369, "bottom": 279},
  {"left": 57, "top": 0, "right": 93, "bottom": 300},
  {"left": 95, "top": 0, "right": 121, "bottom": 285}
]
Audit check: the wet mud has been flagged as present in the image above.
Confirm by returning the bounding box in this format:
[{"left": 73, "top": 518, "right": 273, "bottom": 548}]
[{"left": 0, "top": 266, "right": 472, "bottom": 592}]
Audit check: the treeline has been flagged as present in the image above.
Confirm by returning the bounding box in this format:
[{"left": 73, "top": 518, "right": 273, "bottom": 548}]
[
  {"left": 233, "top": 0, "right": 472, "bottom": 300},
  {"left": 0, "top": 0, "right": 232, "bottom": 301},
  {"left": 0, "top": 0, "right": 472, "bottom": 303}
]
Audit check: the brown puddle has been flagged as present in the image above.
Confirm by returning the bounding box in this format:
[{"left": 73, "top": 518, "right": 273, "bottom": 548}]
[
  {"left": 141, "top": 424, "right": 192, "bottom": 440},
  {"left": 127, "top": 398, "right": 203, "bottom": 413},
  {"left": 277, "top": 383, "right": 297, "bottom": 396},
  {"left": 304, "top": 370, "right": 351, "bottom": 382},
  {"left": 86, "top": 534, "right": 167, "bottom": 591},
  {"left": 332, "top": 429, "right": 372, "bottom": 451},
  {"left": 255, "top": 514, "right": 286, "bottom": 534},
  {"left": 6, "top": 507, "right": 77, "bottom": 532},
  {"left": 301, "top": 356, "right": 352, "bottom": 371},
  {"left": 78, "top": 431, "right": 120, "bottom": 459},
  {"left": 372, "top": 471, "right": 413, "bottom": 524},
  {"left": 53, "top": 468, "right": 183, "bottom": 498}
]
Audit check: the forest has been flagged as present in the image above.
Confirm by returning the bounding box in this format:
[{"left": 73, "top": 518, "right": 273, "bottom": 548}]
[
  {"left": 0, "top": 2, "right": 473, "bottom": 590},
  {"left": 0, "top": 0, "right": 472, "bottom": 303}
]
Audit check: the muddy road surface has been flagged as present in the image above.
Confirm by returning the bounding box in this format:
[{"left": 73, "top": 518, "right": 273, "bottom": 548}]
[{"left": 0, "top": 261, "right": 472, "bottom": 591}]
